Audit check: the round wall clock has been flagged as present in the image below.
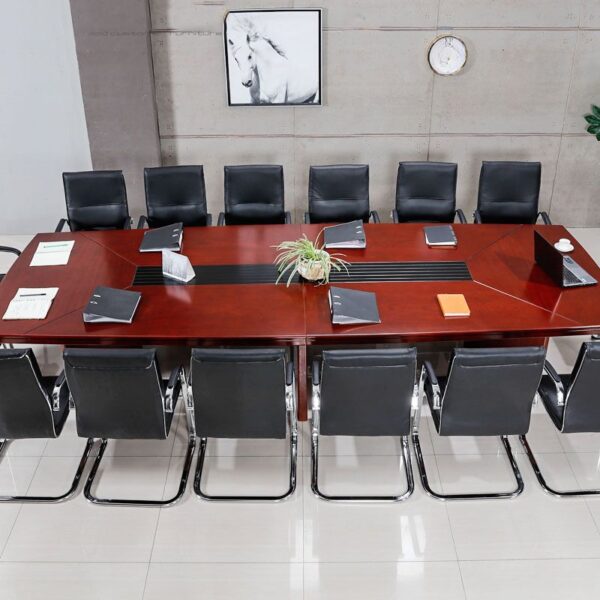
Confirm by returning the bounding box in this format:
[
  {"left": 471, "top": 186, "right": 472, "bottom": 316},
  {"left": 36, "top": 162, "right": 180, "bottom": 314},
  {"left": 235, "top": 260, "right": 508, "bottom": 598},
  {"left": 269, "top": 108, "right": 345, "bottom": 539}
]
[{"left": 428, "top": 36, "right": 467, "bottom": 76}]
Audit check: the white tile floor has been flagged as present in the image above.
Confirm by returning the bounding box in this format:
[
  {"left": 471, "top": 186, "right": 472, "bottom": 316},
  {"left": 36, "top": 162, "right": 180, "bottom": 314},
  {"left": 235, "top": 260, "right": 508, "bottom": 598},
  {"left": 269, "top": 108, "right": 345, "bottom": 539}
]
[{"left": 0, "top": 230, "right": 599, "bottom": 598}]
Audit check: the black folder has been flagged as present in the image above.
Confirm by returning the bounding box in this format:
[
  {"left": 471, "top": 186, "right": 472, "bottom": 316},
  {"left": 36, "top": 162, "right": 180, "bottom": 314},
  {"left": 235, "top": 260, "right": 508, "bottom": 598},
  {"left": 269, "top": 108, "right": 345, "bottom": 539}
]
[
  {"left": 323, "top": 220, "right": 366, "bottom": 249},
  {"left": 83, "top": 286, "right": 142, "bottom": 324},
  {"left": 328, "top": 286, "right": 381, "bottom": 325},
  {"left": 424, "top": 225, "right": 457, "bottom": 247},
  {"left": 139, "top": 222, "right": 183, "bottom": 253}
]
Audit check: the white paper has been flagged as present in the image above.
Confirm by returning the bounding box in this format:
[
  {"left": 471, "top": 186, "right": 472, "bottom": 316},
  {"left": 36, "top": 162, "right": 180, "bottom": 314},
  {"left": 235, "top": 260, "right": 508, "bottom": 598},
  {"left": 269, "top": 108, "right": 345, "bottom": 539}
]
[
  {"left": 162, "top": 250, "right": 195, "bottom": 283},
  {"left": 2, "top": 288, "right": 59, "bottom": 320},
  {"left": 30, "top": 241, "right": 74, "bottom": 266}
]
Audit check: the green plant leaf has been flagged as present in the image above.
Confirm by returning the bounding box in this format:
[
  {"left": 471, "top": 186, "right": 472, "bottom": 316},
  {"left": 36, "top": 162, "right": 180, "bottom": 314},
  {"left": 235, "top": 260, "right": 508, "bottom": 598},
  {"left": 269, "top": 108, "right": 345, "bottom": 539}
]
[
  {"left": 597, "top": 132, "right": 600, "bottom": 141},
  {"left": 593, "top": 104, "right": 600, "bottom": 118},
  {"left": 585, "top": 114, "right": 599, "bottom": 124},
  {"left": 588, "top": 124, "right": 600, "bottom": 135}
]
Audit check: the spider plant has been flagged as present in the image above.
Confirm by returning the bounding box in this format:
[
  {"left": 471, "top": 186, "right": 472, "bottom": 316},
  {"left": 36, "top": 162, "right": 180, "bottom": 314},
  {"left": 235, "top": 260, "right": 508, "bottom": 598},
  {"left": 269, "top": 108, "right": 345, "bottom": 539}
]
[
  {"left": 273, "top": 233, "right": 349, "bottom": 287},
  {"left": 585, "top": 104, "right": 600, "bottom": 140}
]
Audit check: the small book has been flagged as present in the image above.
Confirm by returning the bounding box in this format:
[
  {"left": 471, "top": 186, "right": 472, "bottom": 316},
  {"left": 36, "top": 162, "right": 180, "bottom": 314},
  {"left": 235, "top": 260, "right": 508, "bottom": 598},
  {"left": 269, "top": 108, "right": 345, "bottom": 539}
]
[
  {"left": 2, "top": 288, "right": 59, "bottom": 320},
  {"left": 424, "top": 225, "right": 457, "bottom": 247},
  {"left": 328, "top": 286, "right": 381, "bottom": 325},
  {"left": 437, "top": 294, "right": 470, "bottom": 317},
  {"left": 139, "top": 223, "right": 183, "bottom": 253},
  {"left": 83, "top": 286, "right": 141, "bottom": 324},
  {"left": 323, "top": 220, "right": 366, "bottom": 249}
]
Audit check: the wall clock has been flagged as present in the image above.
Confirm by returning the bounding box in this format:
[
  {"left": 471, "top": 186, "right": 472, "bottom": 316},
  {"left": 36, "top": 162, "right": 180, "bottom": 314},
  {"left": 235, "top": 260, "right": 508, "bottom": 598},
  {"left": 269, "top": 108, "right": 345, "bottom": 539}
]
[{"left": 428, "top": 36, "right": 467, "bottom": 76}]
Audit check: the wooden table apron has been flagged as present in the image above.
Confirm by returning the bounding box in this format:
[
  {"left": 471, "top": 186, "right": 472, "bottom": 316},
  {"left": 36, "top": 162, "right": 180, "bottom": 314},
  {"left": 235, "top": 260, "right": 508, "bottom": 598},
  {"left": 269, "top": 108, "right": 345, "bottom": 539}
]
[{"left": 1, "top": 223, "right": 600, "bottom": 421}]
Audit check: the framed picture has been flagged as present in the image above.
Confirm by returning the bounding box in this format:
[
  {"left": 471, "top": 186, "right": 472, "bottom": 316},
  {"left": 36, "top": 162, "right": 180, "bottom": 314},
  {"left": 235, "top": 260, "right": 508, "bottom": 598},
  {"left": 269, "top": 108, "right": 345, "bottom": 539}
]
[{"left": 224, "top": 9, "right": 322, "bottom": 106}]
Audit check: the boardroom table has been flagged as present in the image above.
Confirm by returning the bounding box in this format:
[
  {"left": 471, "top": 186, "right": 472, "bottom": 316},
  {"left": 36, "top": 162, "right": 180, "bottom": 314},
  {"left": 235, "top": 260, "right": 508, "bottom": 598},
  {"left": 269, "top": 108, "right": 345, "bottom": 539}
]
[{"left": 1, "top": 223, "right": 600, "bottom": 421}]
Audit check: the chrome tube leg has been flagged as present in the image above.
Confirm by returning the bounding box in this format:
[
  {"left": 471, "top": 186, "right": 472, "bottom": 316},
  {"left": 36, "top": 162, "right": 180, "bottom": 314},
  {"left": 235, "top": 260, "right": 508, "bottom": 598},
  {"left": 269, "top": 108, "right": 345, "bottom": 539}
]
[
  {"left": 412, "top": 433, "right": 524, "bottom": 501},
  {"left": 520, "top": 435, "right": 600, "bottom": 497},
  {"left": 83, "top": 436, "right": 195, "bottom": 507},
  {"left": 0, "top": 438, "right": 94, "bottom": 503}
]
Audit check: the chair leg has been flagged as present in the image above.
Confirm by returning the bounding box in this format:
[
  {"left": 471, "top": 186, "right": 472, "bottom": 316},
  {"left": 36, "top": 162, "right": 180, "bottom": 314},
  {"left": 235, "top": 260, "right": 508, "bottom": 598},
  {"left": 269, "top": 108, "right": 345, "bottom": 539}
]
[
  {"left": 311, "top": 434, "right": 414, "bottom": 502},
  {"left": 0, "top": 438, "right": 94, "bottom": 503},
  {"left": 520, "top": 435, "right": 600, "bottom": 497},
  {"left": 83, "top": 436, "right": 196, "bottom": 507},
  {"left": 412, "top": 433, "right": 524, "bottom": 501},
  {"left": 194, "top": 431, "right": 298, "bottom": 502}
]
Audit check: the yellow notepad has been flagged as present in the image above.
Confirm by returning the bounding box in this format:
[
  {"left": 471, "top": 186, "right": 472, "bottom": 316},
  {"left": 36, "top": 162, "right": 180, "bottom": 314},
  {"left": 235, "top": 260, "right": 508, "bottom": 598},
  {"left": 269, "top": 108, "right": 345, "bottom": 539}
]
[{"left": 437, "top": 294, "right": 470, "bottom": 318}]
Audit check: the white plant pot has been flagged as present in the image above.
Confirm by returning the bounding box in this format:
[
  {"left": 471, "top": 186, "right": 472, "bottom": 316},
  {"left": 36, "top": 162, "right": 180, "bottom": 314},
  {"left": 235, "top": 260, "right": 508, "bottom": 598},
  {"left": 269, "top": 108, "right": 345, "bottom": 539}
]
[{"left": 297, "top": 260, "right": 326, "bottom": 282}]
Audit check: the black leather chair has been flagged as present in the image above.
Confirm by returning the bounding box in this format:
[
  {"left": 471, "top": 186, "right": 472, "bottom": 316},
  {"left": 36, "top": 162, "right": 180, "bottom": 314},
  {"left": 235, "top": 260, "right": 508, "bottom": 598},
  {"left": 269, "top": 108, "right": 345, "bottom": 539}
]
[
  {"left": 190, "top": 348, "right": 297, "bottom": 501},
  {"left": 0, "top": 246, "right": 20, "bottom": 284},
  {"left": 520, "top": 341, "right": 600, "bottom": 497},
  {"left": 0, "top": 349, "right": 94, "bottom": 503},
  {"left": 305, "top": 164, "right": 380, "bottom": 224},
  {"left": 414, "top": 346, "right": 546, "bottom": 500},
  {"left": 393, "top": 162, "right": 466, "bottom": 223},
  {"left": 218, "top": 165, "right": 290, "bottom": 225},
  {"left": 64, "top": 348, "right": 195, "bottom": 507},
  {"left": 56, "top": 170, "right": 131, "bottom": 232},
  {"left": 474, "top": 161, "right": 551, "bottom": 224},
  {"left": 311, "top": 349, "right": 416, "bottom": 502},
  {"left": 138, "top": 165, "right": 212, "bottom": 228}
]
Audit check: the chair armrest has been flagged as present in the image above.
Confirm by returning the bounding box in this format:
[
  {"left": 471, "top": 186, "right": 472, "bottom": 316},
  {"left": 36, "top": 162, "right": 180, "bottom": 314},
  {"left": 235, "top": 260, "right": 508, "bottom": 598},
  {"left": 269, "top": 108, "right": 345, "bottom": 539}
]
[
  {"left": 284, "top": 211, "right": 292, "bottom": 224},
  {"left": 165, "top": 365, "right": 185, "bottom": 413},
  {"left": 0, "top": 246, "right": 21, "bottom": 257},
  {"left": 369, "top": 210, "right": 381, "bottom": 223},
  {"left": 217, "top": 212, "right": 226, "bottom": 226},
  {"left": 206, "top": 213, "right": 213, "bottom": 227},
  {"left": 55, "top": 218, "right": 69, "bottom": 232},
  {"left": 122, "top": 217, "right": 132, "bottom": 230},
  {"left": 538, "top": 211, "right": 552, "bottom": 225},
  {"left": 51, "top": 371, "right": 68, "bottom": 411},
  {"left": 304, "top": 212, "right": 311, "bottom": 224},
  {"left": 391, "top": 209, "right": 399, "bottom": 224},
  {"left": 137, "top": 215, "right": 148, "bottom": 229},
  {"left": 419, "top": 361, "right": 441, "bottom": 410},
  {"left": 455, "top": 209, "right": 467, "bottom": 224},
  {"left": 473, "top": 210, "right": 483, "bottom": 224},
  {"left": 543, "top": 360, "right": 565, "bottom": 406}
]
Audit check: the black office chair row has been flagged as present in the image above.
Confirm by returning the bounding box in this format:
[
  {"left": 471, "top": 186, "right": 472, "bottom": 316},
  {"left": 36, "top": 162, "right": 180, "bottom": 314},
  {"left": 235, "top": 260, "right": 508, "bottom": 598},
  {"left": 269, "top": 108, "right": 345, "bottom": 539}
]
[
  {"left": 55, "top": 160, "right": 551, "bottom": 233},
  {"left": 2, "top": 342, "right": 598, "bottom": 506}
]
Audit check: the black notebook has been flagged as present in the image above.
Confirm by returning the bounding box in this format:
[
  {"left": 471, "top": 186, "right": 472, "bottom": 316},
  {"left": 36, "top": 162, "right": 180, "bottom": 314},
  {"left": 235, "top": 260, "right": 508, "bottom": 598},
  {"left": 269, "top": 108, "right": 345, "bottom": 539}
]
[
  {"left": 83, "top": 286, "right": 142, "bottom": 324},
  {"left": 324, "top": 220, "right": 366, "bottom": 249},
  {"left": 328, "top": 286, "right": 381, "bottom": 325},
  {"left": 424, "top": 225, "right": 457, "bottom": 247},
  {"left": 139, "top": 222, "right": 183, "bottom": 253}
]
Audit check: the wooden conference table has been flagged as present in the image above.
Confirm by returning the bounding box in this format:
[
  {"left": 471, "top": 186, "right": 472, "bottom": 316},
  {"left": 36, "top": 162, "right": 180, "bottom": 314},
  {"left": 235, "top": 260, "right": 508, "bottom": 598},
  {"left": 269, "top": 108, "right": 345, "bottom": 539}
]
[{"left": 1, "top": 223, "right": 600, "bottom": 421}]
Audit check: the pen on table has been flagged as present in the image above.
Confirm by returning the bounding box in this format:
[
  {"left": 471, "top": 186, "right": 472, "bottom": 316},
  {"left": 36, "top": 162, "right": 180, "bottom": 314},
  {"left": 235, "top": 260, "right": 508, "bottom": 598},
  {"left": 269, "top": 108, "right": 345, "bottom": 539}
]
[{"left": 20, "top": 293, "right": 47, "bottom": 297}]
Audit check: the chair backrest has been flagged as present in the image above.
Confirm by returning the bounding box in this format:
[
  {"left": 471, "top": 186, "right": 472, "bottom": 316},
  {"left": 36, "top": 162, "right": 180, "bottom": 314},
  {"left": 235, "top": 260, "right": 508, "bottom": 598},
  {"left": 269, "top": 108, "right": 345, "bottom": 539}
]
[
  {"left": 62, "top": 170, "right": 129, "bottom": 231},
  {"left": 144, "top": 165, "right": 208, "bottom": 227},
  {"left": 64, "top": 348, "right": 168, "bottom": 440},
  {"left": 191, "top": 348, "right": 287, "bottom": 439},
  {"left": 319, "top": 348, "right": 417, "bottom": 436},
  {"left": 0, "top": 349, "right": 60, "bottom": 439},
  {"left": 439, "top": 347, "right": 545, "bottom": 436},
  {"left": 476, "top": 161, "right": 541, "bottom": 224},
  {"left": 562, "top": 342, "right": 600, "bottom": 433},
  {"left": 395, "top": 162, "right": 457, "bottom": 223},
  {"left": 224, "top": 165, "right": 285, "bottom": 225},
  {"left": 308, "top": 164, "right": 370, "bottom": 223}
]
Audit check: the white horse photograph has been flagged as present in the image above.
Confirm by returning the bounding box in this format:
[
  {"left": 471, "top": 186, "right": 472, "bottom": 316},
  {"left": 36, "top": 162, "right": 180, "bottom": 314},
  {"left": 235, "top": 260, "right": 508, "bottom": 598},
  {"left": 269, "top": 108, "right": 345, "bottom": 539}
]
[{"left": 224, "top": 10, "right": 321, "bottom": 106}]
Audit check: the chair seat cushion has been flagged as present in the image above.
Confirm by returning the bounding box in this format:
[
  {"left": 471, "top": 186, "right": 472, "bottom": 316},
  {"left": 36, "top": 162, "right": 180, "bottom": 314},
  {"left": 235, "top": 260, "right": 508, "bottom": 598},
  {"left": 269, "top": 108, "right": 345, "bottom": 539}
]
[{"left": 538, "top": 373, "right": 571, "bottom": 431}]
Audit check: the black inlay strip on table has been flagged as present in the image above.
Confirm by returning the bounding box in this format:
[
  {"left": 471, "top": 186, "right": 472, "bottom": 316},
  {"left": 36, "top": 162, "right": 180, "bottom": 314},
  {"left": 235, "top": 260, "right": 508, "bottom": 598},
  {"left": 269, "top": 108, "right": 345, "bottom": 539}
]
[{"left": 133, "top": 261, "right": 471, "bottom": 286}]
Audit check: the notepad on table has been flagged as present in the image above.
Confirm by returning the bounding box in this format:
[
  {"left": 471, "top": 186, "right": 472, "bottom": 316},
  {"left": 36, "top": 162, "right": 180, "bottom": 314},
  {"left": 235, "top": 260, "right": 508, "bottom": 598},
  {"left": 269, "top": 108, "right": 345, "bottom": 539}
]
[
  {"left": 437, "top": 294, "right": 470, "bottom": 317},
  {"left": 30, "top": 241, "right": 75, "bottom": 266},
  {"left": 139, "top": 223, "right": 183, "bottom": 253},
  {"left": 328, "top": 286, "right": 381, "bottom": 325},
  {"left": 424, "top": 225, "right": 457, "bottom": 247},
  {"left": 2, "top": 288, "right": 59, "bottom": 320},
  {"left": 83, "top": 286, "right": 141, "bottom": 324},
  {"left": 324, "top": 220, "right": 366, "bottom": 249}
]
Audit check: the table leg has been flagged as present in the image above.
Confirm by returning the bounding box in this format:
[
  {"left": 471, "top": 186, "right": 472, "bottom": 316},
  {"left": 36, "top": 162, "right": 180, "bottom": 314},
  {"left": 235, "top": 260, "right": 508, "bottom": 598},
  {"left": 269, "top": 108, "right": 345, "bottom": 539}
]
[{"left": 296, "top": 344, "right": 308, "bottom": 421}]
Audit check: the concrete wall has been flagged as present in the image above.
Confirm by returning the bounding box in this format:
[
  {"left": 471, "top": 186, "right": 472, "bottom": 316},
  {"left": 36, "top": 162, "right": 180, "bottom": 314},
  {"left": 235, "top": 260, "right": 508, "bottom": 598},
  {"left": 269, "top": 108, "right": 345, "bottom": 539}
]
[
  {"left": 0, "top": 0, "right": 91, "bottom": 234},
  {"left": 150, "top": 0, "right": 600, "bottom": 225}
]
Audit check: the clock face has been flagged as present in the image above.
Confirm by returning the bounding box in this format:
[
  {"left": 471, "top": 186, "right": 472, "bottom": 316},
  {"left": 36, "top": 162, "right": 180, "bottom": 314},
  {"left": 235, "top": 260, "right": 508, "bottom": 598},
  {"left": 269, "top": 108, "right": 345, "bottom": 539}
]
[{"left": 428, "top": 36, "right": 467, "bottom": 75}]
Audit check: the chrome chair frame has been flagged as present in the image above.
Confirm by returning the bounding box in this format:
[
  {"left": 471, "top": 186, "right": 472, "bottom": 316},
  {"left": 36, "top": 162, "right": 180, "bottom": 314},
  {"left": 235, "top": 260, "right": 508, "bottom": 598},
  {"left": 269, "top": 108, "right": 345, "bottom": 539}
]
[
  {"left": 412, "top": 363, "right": 524, "bottom": 501},
  {"left": 0, "top": 372, "right": 94, "bottom": 503},
  {"left": 310, "top": 370, "right": 415, "bottom": 503},
  {"left": 193, "top": 366, "right": 298, "bottom": 502},
  {"left": 520, "top": 361, "right": 600, "bottom": 497},
  {"left": 83, "top": 366, "right": 196, "bottom": 507}
]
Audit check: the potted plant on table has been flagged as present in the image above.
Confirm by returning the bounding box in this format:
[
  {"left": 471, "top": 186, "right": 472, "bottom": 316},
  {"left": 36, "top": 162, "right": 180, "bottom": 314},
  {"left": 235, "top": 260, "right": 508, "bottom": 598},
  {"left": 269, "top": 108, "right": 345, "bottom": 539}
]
[{"left": 585, "top": 104, "right": 600, "bottom": 140}]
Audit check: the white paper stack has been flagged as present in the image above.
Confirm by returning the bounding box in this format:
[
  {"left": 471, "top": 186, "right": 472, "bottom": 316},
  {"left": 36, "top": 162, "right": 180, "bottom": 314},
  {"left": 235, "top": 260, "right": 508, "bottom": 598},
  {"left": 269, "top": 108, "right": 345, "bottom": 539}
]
[
  {"left": 2, "top": 288, "right": 59, "bottom": 320},
  {"left": 30, "top": 241, "right": 75, "bottom": 266}
]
